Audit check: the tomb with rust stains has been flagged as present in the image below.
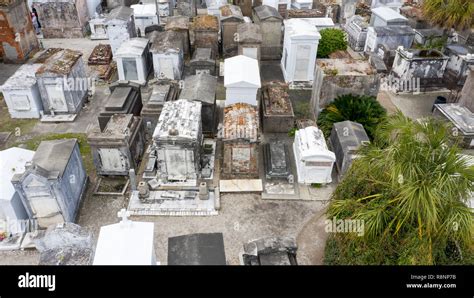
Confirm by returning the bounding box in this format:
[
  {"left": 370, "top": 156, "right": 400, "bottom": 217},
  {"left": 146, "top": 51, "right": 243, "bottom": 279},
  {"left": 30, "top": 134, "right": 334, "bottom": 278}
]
[
  {"left": 35, "top": 49, "right": 89, "bottom": 117},
  {"left": 88, "top": 44, "right": 115, "bottom": 81},
  {"left": 222, "top": 103, "right": 260, "bottom": 179},
  {"left": 0, "top": 0, "right": 39, "bottom": 63},
  {"left": 192, "top": 15, "right": 219, "bottom": 57}
]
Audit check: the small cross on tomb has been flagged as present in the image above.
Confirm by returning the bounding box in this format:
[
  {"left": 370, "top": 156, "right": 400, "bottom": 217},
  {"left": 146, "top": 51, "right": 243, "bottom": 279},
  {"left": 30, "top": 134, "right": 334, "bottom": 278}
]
[{"left": 117, "top": 208, "right": 131, "bottom": 225}]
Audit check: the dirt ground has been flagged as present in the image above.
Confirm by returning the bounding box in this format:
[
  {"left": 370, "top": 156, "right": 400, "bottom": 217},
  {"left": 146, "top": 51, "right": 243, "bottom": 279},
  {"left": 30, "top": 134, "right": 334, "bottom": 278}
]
[
  {"left": 377, "top": 89, "right": 453, "bottom": 119},
  {"left": 0, "top": 187, "right": 330, "bottom": 265}
]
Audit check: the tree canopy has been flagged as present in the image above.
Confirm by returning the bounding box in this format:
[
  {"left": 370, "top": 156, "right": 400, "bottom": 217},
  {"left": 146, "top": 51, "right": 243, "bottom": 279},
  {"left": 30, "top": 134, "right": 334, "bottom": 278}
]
[
  {"left": 422, "top": 0, "right": 474, "bottom": 31},
  {"left": 325, "top": 113, "right": 474, "bottom": 265}
]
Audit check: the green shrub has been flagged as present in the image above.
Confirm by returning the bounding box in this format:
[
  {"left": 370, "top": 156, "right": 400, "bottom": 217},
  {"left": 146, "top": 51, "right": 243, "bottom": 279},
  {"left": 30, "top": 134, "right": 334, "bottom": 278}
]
[
  {"left": 316, "top": 94, "right": 386, "bottom": 139},
  {"left": 317, "top": 28, "right": 348, "bottom": 58},
  {"left": 288, "top": 127, "right": 297, "bottom": 137}
]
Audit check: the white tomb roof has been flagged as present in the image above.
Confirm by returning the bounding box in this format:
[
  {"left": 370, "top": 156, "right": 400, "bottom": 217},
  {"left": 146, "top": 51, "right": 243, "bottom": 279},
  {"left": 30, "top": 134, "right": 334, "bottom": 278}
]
[
  {"left": 284, "top": 18, "right": 321, "bottom": 40},
  {"left": 131, "top": 3, "right": 157, "bottom": 17},
  {"left": 295, "top": 126, "right": 335, "bottom": 160},
  {"left": 0, "top": 64, "right": 42, "bottom": 91},
  {"left": 0, "top": 147, "right": 35, "bottom": 203},
  {"left": 371, "top": 6, "right": 407, "bottom": 22},
  {"left": 105, "top": 5, "right": 134, "bottom": 23},
  {"left": 297, "top": 17, "right": 335, "bottom": 29},
  {"left": 224, "top": 55, "right": 261, "bottom": 88},
  {"left": 205, "top": 0, "right": 227, "bottom": 9},
  {"left": 115, "top": 38, "right": 149, "bottom": 58},
  {"left": 93, "top": 211, "right": 155, "bottom": 265},
  {"left": 294, "top": 0, "right": 313, "bottom": 4}
]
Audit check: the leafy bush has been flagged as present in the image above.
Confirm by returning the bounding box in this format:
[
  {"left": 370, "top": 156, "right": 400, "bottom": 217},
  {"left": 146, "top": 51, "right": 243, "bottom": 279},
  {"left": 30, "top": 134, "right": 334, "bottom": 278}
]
[
  {"left": 316, "top": 94, "right": 386, "bottom": 139},
  {"left": 317, "top": 28, "right": 348, "bottom": 58}
]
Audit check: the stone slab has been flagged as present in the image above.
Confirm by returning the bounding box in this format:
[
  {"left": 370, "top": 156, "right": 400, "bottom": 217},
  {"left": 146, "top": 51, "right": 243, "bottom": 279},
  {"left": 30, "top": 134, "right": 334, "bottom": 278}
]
[
  {"left": 20, "top": 230, "right": 46, "bottom": 250},
  {"left": 127, "top": 190, "right": 218, "bottom": 216},
  {"left": 0, "top": 233, "right": 25, "bottom": 251},
  {"left": 219, "top": 61, "right": 225, "bottom": 77},
  {"left": 262, "top": 180, "right": 299, "bottom": 200},
  {"left": 219, "top": 179, "right": 263, "bottom": 192},
  {"left": 40, "top": 114, "right": 78, "bottom": 122}
]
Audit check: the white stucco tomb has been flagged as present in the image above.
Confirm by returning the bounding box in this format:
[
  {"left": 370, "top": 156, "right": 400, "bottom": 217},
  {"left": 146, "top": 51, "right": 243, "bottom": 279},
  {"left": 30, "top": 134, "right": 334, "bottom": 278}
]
[
  {"left": 150, "top": 31, "right": 184, "bottom": 80},
  {"left": 131, "top": 3, "right": 159, "bottom": 36},
  {"left": 291, "top": 0, "right": 312, "bottom": 9},
  {"left": 224, "top": 55, "right": 261, "bottom": 106},
  {"left": 263, "top": 0, "right": 291, "bottom": 12},
  {"left": 89, "top": 16, "right": 108, "bottom": 40},
  {"left": 0, "top": 64, "right": 43, "bottom": 119},
  {"left": 115, "top": 38, "right": 151, "bottom": 85},
  {"left": 281, "top": 18, "right": 321, "bottom": 84},
  {"left": 105, "top": 6, "right": 137, "bottom": 55},
  {"left": 293, "top": 126, "right": 335, "bottom": 184},
  {"left": 86, "top": 0, "right": 102, "bottom": 18},
  {"left": 370, "top": 6, "right": 408, "bottom": 27},
  {"left": 93, "top": 209, "right": 157, "bottom": 265},
  {"left": 370, "top": 0, "right": 403, "bottom": 12},
  {"left": 0, "top": 148, "right": 35, "bottom": 235}
]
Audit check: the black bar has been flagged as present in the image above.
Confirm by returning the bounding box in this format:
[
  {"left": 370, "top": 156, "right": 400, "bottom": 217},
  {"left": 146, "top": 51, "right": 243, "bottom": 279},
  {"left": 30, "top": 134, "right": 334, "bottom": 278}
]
[{"left": 0, "top": 265, "right": 472, "bottom": 297}]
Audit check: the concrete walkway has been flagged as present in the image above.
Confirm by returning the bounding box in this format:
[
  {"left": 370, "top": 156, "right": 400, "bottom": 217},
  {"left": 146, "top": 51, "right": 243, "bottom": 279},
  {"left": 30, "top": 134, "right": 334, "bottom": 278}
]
[{"left": 378, "top": 89, "right": 452, "bottom": 120}]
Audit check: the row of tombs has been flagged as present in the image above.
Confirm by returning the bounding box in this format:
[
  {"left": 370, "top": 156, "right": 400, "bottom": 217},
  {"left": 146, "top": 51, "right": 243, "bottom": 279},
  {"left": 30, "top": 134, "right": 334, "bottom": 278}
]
[
  {"left": 2, "top": 3, "right": 474, "bottom": 124},
  {"left": 1, "top": 15, "right": 473, "bottom": 144},
  {"left": 4, "top": 0, "right": 473, "bottom": 240},
  {"left": 0, "top": 3, "right": 375, "bottom": 235},
  {"left": 12, "top": 216, "right": 300, "bottom": 265},
  {"left": 0, "top": 9, "right": 291, "bottom": 121},
  {"left": 2, "top": 46, "right": 472, "bottom": 227},
  {"left": 0, "top": 75, "right": 372, "bottom": 235},
  {"left": 3, "top": 0, "right": 474, "bottom": 88}
]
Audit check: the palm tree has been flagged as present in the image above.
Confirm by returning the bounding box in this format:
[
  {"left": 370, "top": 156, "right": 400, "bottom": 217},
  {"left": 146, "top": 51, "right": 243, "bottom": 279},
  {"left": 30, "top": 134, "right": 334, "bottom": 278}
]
[
  {"left": 317, "top": 94, "right": 386, "bottom": 139},
  {"left": 326, "top": 113, "right": 474, "bottom": 265},
  {"left": 422, "top": 0, "right": 474, "bottom": 31}
]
